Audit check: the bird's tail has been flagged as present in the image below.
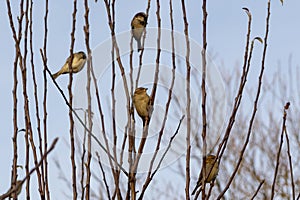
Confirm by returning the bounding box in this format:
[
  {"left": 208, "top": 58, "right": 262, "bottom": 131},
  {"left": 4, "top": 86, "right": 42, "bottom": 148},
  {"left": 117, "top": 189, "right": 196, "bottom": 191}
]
[
  {"left": 142, "top": 116, "right": 149, "bottom": 127},
  {"left": 191, "top": 185, "right": 198, "bottom": 195},
  {"left": 137, "top": 40, "right": 142, "bottom": 52},
  {"left": 52, "top": 71, "right": 61, "bottom": 79},
  {"left": 191, "top": 182, "right": 202, "bottom": 195}
]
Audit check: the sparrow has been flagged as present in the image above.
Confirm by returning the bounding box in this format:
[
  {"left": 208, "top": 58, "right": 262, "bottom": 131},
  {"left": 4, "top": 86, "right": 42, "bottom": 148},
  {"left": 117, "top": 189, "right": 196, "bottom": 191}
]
[
  {"left": 133, "top": 87, "right": 150, "bottom": 126},
  {"left": 131, "top": 12, "right": 148, "bottom": 52},
  {"left": 191, "top": 154, "right": 219, "bottom": 195},
  {"left": 0, "top": 180, "right": 23, "bottom": 199},
  {"left": 52, "top": 51, "right": 87, "bottom": 79}
]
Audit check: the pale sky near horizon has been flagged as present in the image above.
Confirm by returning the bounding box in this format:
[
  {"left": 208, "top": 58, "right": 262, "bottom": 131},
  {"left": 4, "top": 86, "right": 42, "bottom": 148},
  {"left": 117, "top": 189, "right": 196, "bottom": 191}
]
[{"left": 0, "top": 0, "right": 299, "bottom": 199}]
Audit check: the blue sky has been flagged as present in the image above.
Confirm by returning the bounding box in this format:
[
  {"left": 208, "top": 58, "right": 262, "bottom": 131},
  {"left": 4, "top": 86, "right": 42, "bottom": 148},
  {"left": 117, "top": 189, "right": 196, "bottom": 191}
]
[{"left": 0, "top": 0, "right": 299, "bottom": 199}]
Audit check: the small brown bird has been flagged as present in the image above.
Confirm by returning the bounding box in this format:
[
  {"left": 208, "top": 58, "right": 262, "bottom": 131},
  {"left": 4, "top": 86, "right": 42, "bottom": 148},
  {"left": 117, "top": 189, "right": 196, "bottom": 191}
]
[
  {"left": 191, "top": 154, "right": 219, "bottom": 195},
  {"left": 52, "top": 51, "right": 87, "bottom": 79},
  {"left": 133, "top": 87, "right": 150, "bottom": 125},
  {"left": 131, "top": 12, "right": 148, "bottom": 51},
  {"left": 0, "top": 180, "right": 23, "bottom": 199}
]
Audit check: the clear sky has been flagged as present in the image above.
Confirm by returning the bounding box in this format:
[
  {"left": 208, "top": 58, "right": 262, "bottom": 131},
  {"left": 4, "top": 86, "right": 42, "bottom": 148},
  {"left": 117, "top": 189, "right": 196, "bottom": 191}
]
[{"left": 0, "top": 0, "right": 299, "bottom": 199}]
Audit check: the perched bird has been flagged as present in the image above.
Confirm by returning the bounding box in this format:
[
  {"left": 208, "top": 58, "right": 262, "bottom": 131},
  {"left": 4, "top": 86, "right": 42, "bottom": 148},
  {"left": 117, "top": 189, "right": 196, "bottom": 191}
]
[
  {"left": 191, "top": 154, "right": 219, "bottom": 195},
  {"left": 0, "top": 180, "right": 23, "bottom": 199},
  {"left": 133, "top": 87, "right": 150, "bottom": 126},
  {"left": 52, "top": 51, "right": 87, "bottom": 79},
  {"left": 131, "top": 12, "right": 148, "bottom": 51}
]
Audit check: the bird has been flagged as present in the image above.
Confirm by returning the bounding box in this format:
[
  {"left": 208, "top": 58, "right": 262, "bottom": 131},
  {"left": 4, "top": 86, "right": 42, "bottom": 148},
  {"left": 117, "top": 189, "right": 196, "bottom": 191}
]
[
  {"left": 131, "top": 12, "right": 148, "bottom": 52},
  {"left": 191, "top": 154, "right": 219, "bottom": 195},
  {"left": 0, "top": 180, "right": 23, "bottom": 199},
  {"left": 133, "top": 87, "right": 150, "bottom": 126},
  {"left": 52, "top": 51, "right": 87, "bottom": 79}
]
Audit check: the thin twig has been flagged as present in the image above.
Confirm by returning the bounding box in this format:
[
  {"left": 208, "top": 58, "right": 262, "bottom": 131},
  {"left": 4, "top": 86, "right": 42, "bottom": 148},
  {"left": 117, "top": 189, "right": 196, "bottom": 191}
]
[
  {"left": 43, "top": 63, "right": 128, "bottom": 176},
  {"left": 103, "top": 0, "right": 131, "bottom": 179},
  {"left": 138, "top": 0, "right": 177, "bottom": 197},
  {"left": 80, "top": 110, "right": 87, "bottom": 200},
  {"left": 250, "top": 180, "right": 265, "bottom": 200},
  {"left": 41, "top": 0, "right": 50, "bottom": 198},
  {"left": 7, "top": 0, "right": 44, "bottom": 198},
  {"left": 216, "top": 37, "right": 263, "bottom": 199},
  {"left": 6, "top": 0, "right": 25, "bottom": 197},
  {"left": 135, "top": 0, "right": 152, "bottom": 88},
  {"left": 23, "top": 0, "right": 34, "bottom": 198},
  {"left": 0, "top": 138, "right": 59, "bottom": 200},
  {"left": 96, "top": 152, "right": 112, "bottom": 200},
  {"left": 83, "top": 0, "right": 92, "bottom": 199},
  {"left": 200, "top": 0, "right": 208, "bottom": 198},
  {"left": 68, "top": 0, "right": 78, "bottom": 199},
  {"left": 138, "top": 116, "right": 185, "bottom": 200},
  {"left": 180, "top": 0, "right": 191, "bottom": 199},
  {"left": 284, "top": 103, "right": 295, "bottom": 200},
  {"left": 109, "top": 1, "right": 123, "bottom": 199},
  {"left": 214, "top": 7, "right": 253, "bottom": 170},
  {"left": 29, "top": 0, "right": 45, "bottom": 197},
  {"left": 90, "top": 47, "right": 120, "bottom": 196},
  {"left": 271, "top": 102, "right": 290, "bottom": 199},
  {"left": 149, "top": 0, "right": 161, "bottom": 103},
  {"left": 128, "top": 32, "right": 135, "bottom": 200}
]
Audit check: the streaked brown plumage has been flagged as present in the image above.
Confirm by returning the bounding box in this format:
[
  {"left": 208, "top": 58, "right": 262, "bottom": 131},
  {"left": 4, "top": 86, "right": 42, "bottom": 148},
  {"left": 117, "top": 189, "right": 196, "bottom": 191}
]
[
  {"left": 191, "top": 154, "right": 219, "bottom": 195},
  {"left": 131, "top": 12, "right": 148, "bottom": 52},
  {"left": 0, "top": 180, "right": 23, "bottom": 198},
  {"left": 133, "top": 87, "right": 150, "bottom": 125},
  {"left": 52, "top": 51, "right": 87, "bottom": 79}
]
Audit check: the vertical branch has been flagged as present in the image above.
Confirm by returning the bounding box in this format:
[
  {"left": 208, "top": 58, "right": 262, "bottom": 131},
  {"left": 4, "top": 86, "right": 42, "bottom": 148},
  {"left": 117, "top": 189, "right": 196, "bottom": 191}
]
[
  {"left": 41, "top": 0, "right": 50, "bottom": 199},
  {"left": 6, "top": 0, "right": 21, "bottom": 196},
  {"left": 216, "top": 0, "right": 271, "bottom": 196},
  {"left": 102, "top": 0, "right": 131, "bottom": 115},
  {"left": 23, "top": 1, "right": 32, "bottom": 198},
  {"left": 88, "top": 36, "right": 122, "bottom": 200},
  {"left": 29, "top": 0, "right": 44, "bottom": 193},
  {"left": 83, "top": 0, "right": 92, "bottom": 199},
  {"left": 128, "top": 11, "right": 135, "bottom": 200},
  {"left": 69, "top": 0, "right": 77, "bottom": 199},
  {"left": 180, "top": 0, "right": 191, "bottom": 199},
  {"left": 80, "top": 110, "right": 87, "bottom": 200},
  {"left": 200, "top": 0, "right": 207, "bottom": 198},
  {"left": 213, "top": 7, "right": 253, "bottom": 178},
  {"left": 93, "top": 2, "right": 124, "bottom": 199},
  {"left": 138, "top": 116, "right": 185, "bottom": 200},
  {"left": 284, "top": 108, "right": 295, "bottom": 200},
  {"left": 127, "top": 4, "right": 136, "bottom": 198},
  {"left": 102, "top": 5, "right": 132, "bottom": 196},
  {"left": 138, "top": 0, "right": 177, "bottom": 197},
  {"left": 250, "top": 180, "right": 265, "bottom": 200},
  {"left": 110, "top": 1, "right": 123, "bottom": 199},
  {"left": 128, "top": 28, "right": 135, "bottom": 200},
  {"left": 216, "top": 37, "right": 263, "bottom": 199},
  {"left": 271, "top": 102, "right": 290, "bottom": 199},
  {"left": 7, "top": 0, "right": 43, "bottom": 198},
  {"left": 96, "top": 153, "right": 112, "bottom": 200},
  {"left": 135, "top": 0, "right": 152, "bottom": 88},
  {"left": 23, "top": 0, "right": 46, "bottom": 197},
  {"left": 130, "top": 1, "right": 161, "bottom": 199},
  {"left": 149, "top": 0, "right": 161, "bottom": 102}
]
